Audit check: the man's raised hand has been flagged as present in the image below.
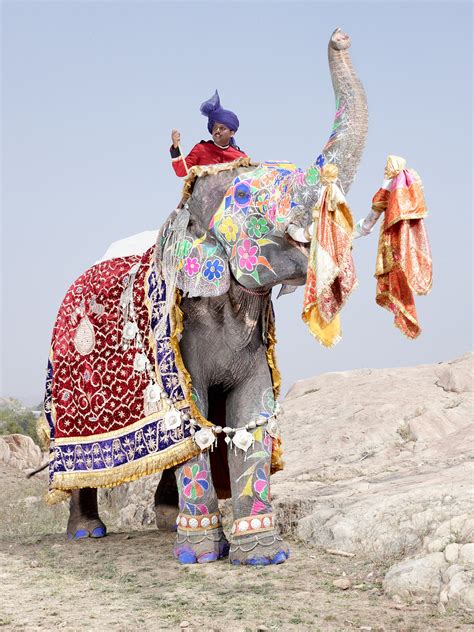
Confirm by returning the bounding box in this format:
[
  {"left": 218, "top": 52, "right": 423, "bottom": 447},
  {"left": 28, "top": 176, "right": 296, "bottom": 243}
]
[{"left": 171, "top": 129, "right": 181, "bottom": 149}]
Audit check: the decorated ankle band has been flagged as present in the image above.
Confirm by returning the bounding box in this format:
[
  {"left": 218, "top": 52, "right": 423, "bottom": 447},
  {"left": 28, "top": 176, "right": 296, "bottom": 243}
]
[
  {"left": 176, "top": 512, "right": 221, "bottom": 532},
  {"left": 231, "top": 513, "right": 274, "bottom": 537}
]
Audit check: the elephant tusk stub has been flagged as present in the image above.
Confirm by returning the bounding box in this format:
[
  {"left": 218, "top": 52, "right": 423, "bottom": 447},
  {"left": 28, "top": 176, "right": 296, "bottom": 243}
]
[
  {"left": 286, "top": 223, "right": 313, "bottom": 258},
  {"left": 287, "top": 223, "right": 313, "bottom": 244}
]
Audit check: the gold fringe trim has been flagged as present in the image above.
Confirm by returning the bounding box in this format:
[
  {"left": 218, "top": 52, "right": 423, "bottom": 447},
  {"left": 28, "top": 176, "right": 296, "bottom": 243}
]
[
  {"left": 47, "top": 437, "right": 200, "bottom": 504},
  {"left": 265, "top": 313, "right": 284, "bottom": 473},
  {"left": 36, "top": 414, "right": 51, "bottom": 452},
  {"left": 45, "top": 489, "right": 71, "bottom": 506},
  {"left": 180, "top": 157, "right": 259, "bottom": 202},
  {"left": 266, "top": 315, "right": 281, "bottom": 400}
]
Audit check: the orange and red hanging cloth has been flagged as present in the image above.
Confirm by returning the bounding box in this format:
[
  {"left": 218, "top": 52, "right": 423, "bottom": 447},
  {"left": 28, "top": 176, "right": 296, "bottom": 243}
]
[
  {"left": 372, "top": 155, "right": 432, "bottom": 339},
  {"left": 302, "top": 164, "right": 357, "bottom": 347},
  {"left": 302, "top": 156, "right": 432, "bottom": 345}
]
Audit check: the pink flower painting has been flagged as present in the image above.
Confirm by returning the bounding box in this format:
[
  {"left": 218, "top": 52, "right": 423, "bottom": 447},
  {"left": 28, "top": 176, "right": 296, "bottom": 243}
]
[
  {"left": 237, "top": 239, "right": 258, "bottom": 272},
  {"left": 184, "top": 257, "right": 200, "bottom": 277}
]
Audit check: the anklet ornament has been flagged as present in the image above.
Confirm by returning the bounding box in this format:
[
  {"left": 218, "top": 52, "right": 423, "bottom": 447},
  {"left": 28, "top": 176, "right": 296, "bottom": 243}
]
[
  {"left": 229, "top": 531, "right": 284, "bottom": 554},
  {"left": 175, "top": 526, "right": 228, "bottom": 548},
  {"left": 230, "top": 513, "right": 274, "bottom": 536},
  {"left": 175, "top": 511, "right": 221, "bottom": 531}
]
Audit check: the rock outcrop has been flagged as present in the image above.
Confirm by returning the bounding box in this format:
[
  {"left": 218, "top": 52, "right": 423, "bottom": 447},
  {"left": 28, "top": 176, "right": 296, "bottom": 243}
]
[
  {"left": 271, "top": 352, "right": 473, "bottom": 611},
  {"left": 0, "top": 434, "right": 44, "bottom": 472},
  {"left": 99, "top": 473, "right": 161, "bottom": 528}
]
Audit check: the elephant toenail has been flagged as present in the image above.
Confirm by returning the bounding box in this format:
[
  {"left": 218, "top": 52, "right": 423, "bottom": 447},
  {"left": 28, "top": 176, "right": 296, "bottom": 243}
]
[
  {"left": 197, "top": 552, "right": 218, "bottom": 563},
  {"left": 176, "top": 549, "right": 197, "bottom": 564},
  {"left": 271, "top": 551, "right": 287, "bottom": 564},
  {"left": 247, "top": 557, "right": 271, "bottom": 566},
  {"left": 73, "top": 529, "right": 89, "bottom": 540},
  {"left": 91, "top": 526, "right": 107, "bottom": 538}
]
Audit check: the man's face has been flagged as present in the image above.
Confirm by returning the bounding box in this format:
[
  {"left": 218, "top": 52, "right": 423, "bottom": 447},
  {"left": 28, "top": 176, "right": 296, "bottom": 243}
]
[{"left": 211, "top": 122, "right": 234, "bottom": 147}]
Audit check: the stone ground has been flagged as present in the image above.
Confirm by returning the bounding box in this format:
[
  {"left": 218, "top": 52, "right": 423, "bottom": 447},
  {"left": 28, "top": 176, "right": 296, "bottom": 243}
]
[{"left": 1, "top": 353, "right": 472, "bottom": 630}]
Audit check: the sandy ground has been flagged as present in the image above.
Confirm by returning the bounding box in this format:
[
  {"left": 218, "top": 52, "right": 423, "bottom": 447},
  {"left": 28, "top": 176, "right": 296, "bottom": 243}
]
[{"left": 1, "top": 465, "right": 473, "bottom": 632}]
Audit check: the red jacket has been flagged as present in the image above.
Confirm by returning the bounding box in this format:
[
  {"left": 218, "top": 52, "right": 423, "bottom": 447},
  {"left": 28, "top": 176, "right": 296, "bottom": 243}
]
[{"left": 170, "top": 140, "right": 247, "bottom": 177}]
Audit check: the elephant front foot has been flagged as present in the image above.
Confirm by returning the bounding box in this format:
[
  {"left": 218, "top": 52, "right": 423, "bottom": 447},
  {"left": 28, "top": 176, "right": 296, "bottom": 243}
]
[
  {"left": 173, "top": 512, "right": 228, "bottom": 564},
  {"left": 229, "top": 515, "right": 289, "bottom": 566},
  {"left": 67, "top": 515, "right": 107, "bottom": 540}
]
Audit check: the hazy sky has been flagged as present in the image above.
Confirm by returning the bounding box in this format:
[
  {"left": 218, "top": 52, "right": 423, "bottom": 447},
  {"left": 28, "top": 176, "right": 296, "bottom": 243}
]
[{"left": 1, "top": 1, "right": 472, "bottom": 404}]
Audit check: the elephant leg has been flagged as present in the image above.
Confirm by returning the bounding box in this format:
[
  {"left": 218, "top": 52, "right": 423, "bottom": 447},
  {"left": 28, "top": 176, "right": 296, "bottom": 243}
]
[
  {"left": 154, "top": 467, "right": 179, "bottom": 531},
  {"left": 173, "top": 450, "right": 228, "bottom": 564},
  {"left": 226, "top": 357, "right": 289, "bottom": 566},
  {"left": 67, "top": 488, "right": 107, "bottom": 540}
]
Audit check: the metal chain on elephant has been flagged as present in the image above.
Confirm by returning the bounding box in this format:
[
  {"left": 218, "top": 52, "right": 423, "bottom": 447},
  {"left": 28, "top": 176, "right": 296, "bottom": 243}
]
[
  {"left": 175, "top": 529, "right": 227, "bottom": 547},
  {"left": 190, "top": 402, "right": 282, "bottom": 453},
  {"left": 229, "top": 532, "right": 285, "bottom": 554}
]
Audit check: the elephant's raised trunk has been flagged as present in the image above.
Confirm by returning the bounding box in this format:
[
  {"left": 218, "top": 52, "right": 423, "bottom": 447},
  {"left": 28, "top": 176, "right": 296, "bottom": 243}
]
[{"left": 304, "top": 28, "right": 368, "bottom": 197}]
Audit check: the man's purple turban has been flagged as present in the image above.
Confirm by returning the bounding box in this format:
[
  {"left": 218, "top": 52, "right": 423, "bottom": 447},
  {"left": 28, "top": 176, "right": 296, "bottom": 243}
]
[{"left": 200, "top": 90, "right": 240, "bottom": 134}]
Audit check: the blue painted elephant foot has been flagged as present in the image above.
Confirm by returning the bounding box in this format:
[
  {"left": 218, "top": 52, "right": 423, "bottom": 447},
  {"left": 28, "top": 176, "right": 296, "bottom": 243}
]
[
  {"left": 173, "top": 513, "right": 229, "bottom": 564},
  {"left": 229, "top": 520, "right": 290, "bottom": 566},
  {"left": 67, "top": 515, "right": 107, "bottom": 540},
  {"left": 67, "top": 488, "right": 107, "bottom": 540}
]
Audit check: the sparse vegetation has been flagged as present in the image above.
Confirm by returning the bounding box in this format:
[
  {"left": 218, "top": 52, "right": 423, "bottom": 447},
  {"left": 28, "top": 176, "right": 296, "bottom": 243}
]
[
  {"left": 0, "top": 399, "right": 42, "bottom": 445},
  {"left": 396, "top": 421, "right": 417, "bottom": 443}
]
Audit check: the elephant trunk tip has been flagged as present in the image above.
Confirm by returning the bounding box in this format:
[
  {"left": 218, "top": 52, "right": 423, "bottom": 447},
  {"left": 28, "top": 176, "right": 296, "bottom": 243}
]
[{"left": 329, "top": 27, "right": 351, "bottom": 51}]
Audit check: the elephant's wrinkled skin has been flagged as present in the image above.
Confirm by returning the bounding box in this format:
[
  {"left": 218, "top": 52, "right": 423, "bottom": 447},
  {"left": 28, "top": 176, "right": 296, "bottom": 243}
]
[{"left": 67, "top": 29, "right": 368, "bottom": 565}]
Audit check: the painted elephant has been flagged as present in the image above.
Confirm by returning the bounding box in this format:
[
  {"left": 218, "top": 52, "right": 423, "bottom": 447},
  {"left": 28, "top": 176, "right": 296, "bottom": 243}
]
[{"left": 42, "top": 28, "right": 368, "bottom": 566}]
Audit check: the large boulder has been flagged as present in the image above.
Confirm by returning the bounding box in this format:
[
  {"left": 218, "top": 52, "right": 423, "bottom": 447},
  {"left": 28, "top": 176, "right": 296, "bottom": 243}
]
[
  {"left": 99, "top": 472, "right": 163, "bottom": 528},
  {"left": 0, "top": 434, "right": 43, "bottom": 471},
  {"left": 383, "top": 513, "right": 474, "bottom": 609},
  {"left": 272, "top": 353, "right": 473, "bottom": 611}
]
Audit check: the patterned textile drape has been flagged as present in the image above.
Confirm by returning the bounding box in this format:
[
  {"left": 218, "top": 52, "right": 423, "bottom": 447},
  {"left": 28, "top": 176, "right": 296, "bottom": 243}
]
[
  {"left": 42, "top": 246, "right": 284, "bottom": 504},
  {"left": 302, "top": 164, "right": 357, "bottom": 347},
  {"left": 373, "top": 165, "right": 432, "bottom": 338}
]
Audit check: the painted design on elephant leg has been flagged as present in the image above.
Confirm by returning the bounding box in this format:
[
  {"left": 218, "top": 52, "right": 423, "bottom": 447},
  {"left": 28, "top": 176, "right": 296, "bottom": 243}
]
[
  {"left": 179, "top": 462, "right": 211, "bottom": 515},
  {"left": 229, "top": 531, "right": 290, "bottom": 566},
  {"left": 261, "top": 387, "right": 276, "bottom": 414},
  {"left": 230, "top": 426, "right": 288, "bottom": 565},
  {"left": 181, "top": 463, "right": 210, "bottom": 500},
  {"left": 174, "top": 452, "right": 227, "bottom": 564},
  {"left": 174, "top": 529, "right": 229, "bottom": 564},
  {"left": 236, "top": 426, "right": 273, "bottom": 515},
  {"left": 252, "top": 463, "right": 270, "bottom": 505},
  {"left": 191, "top": 387, "right": 204, "bottom": 411}
]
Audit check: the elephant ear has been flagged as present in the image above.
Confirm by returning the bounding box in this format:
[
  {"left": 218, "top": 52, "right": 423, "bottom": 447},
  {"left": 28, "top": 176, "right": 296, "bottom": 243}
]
[{"left": 157, "top": 208, "right": 230, "bottom": 298}]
